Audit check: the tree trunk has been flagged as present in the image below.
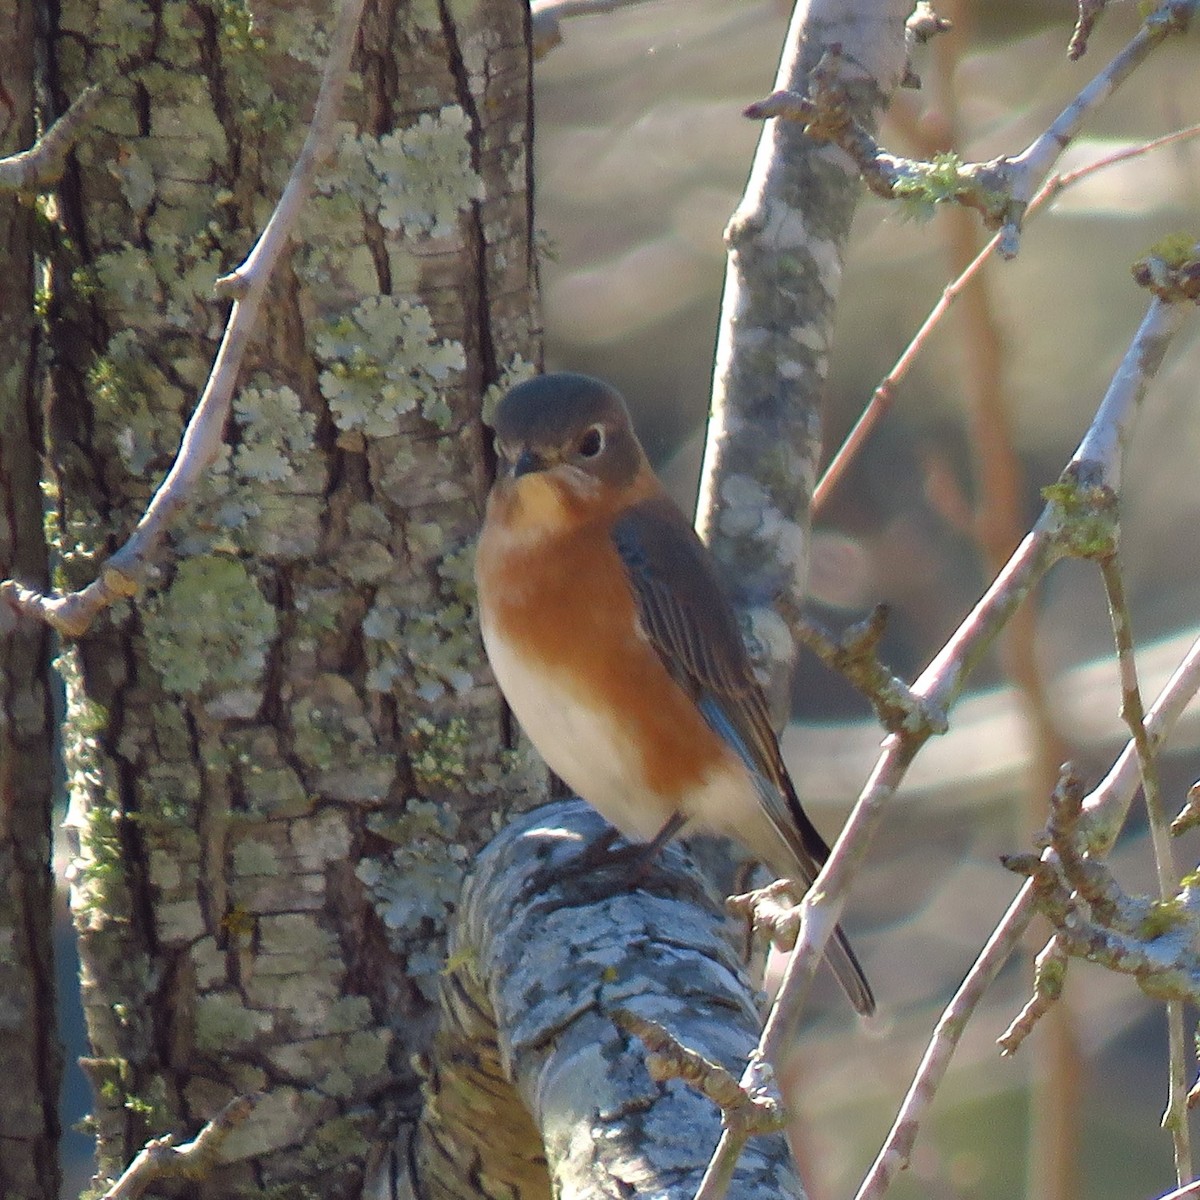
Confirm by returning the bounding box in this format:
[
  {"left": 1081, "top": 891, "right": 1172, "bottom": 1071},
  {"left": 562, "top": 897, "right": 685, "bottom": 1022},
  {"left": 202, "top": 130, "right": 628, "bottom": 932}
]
[
  {"left": 46, "top": 0, "right": 538, "bottom": 1194},
  {"left": 0, "top": 5, "right": 63, "bottom": 1198}
]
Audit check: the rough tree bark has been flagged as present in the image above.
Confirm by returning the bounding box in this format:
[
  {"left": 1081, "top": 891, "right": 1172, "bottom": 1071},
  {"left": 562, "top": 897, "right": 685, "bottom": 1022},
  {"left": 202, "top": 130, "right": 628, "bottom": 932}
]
[
  {"left": 44, "top": 0, "right": 539, "bottom": 1194},
  {"left": 0, "top": 3, "right": 63, "bottom": 1197}
]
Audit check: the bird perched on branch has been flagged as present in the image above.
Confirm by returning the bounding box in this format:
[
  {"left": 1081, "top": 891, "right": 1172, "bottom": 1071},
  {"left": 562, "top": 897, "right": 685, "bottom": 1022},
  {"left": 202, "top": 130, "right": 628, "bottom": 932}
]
[{"left": 475, "top": 371, "right": 873, "bottom": 1015}]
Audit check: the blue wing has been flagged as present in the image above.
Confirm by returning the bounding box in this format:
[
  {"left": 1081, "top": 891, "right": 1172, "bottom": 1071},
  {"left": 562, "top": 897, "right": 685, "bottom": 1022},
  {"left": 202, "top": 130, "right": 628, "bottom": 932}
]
[{"left": 612, "top": 496, "right": 874, "bottom": 1015}]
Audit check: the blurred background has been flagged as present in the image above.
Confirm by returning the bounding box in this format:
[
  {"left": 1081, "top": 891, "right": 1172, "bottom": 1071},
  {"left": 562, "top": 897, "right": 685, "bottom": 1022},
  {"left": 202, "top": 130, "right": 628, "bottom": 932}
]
[
  {"left": 55, "top": 1, "right": 1200, "bottom": 1196},
  {"left": 534, "top": 2, "right": 1200, "bottom": 1200}
]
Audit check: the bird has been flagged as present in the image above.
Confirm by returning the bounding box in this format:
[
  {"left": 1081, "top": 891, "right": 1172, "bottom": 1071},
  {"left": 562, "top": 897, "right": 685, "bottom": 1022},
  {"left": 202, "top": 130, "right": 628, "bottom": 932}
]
[{"left": 475, "top": 371, "right": 874, "bottom": 1015}]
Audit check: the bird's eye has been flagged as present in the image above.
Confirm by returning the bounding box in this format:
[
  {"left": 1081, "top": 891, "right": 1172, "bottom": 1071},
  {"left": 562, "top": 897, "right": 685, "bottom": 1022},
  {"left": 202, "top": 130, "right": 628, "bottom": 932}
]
[{"left": 577, "top": 425, "right": 605, "bottom": 459}]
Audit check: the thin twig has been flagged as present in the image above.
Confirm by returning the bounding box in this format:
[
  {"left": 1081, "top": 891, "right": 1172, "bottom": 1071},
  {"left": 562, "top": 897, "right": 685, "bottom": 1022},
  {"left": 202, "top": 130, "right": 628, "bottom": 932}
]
[
  {"left": 0, "top": 84, "right": 109, "bottom": 192},
  {"left": 528, "top": 0, "right": 661, "bottom": 57},
  {"left": 99, "top": 1094, "right": 258, "bottom": 1200},
  {"left": 861, "top": 628, "right": 1200, "bottom": 1200},
  {"left": 781, "top": 601, "right": 945, "bottom": 735},
  {"left": 1101, "top": 553, "right": 1192, "bottom": 1182},
  {"left": 813, "top": 122, "right": 1200, "bottom": 513},
  {"left": 1069, "top": 0, "right": 1110, "bottom": 60},
  {"left": 614, "top": 1011, "right": 785, "bottom": 1138},
  {"left": 747, "top": 5, "right": 1194, "bottom": 256},
  {"left": 0, "top": 0, "right": 368, "bottom": 638},
  {"left": 997, "top": 936, "right": 1069, "bottom": 1056},
  {"left": 1171, "top": 782, "right": 1200, "bottom": 837},
  {"left": 693, "top": 1127, "right": 751, "bottom": 1200},
  {"left": 857, "top": 883, "right": 1039, "bottom": 1200},
  {"left": 1086, "top": 632, "right": 1200, "bottom": 854},
  {"left": 763, "top": 290, "right": 1193, "bottom": 1200},
  {"left": 922, "top": 14, "right": 1083, "bottom": 1189},
  {"left": 1001, "top": 2, "right": 1195, "bottom": 253},
  {"left": 1156, "top": 1173, "right": 1200, "bottom": 1200}
]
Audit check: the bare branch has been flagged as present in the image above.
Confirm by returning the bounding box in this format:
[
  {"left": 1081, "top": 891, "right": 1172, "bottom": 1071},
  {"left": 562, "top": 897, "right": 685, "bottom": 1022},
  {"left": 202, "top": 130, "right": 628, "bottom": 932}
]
[
  {"left": 528, "top": 0, "right": 660, "bottom": 58},
  {"left": 1101, "top": 551, "right": 1190, "bottom": 1178},
  {"left": 0, "top": 0, "right": 368, "bottom": 638},
  {"left": 1069, "top": 0, "right": 1110, "bottom": 59},
  {"left": 757, "top": 274, "right": 1197, "bottom": 1197},
  {"left": 0, "top": 84, "right": 108, "bottom": 193},
  {"left": 782, "top": 601, "right": 946, "bottom": 736},
  {"left": 860, "top": 627, "right": 1200, "bottom": 1200},
  {"left": 813, "top": 122, "right": 1200, "bottom": 513},
  {"left": 99, "top": 1095, "right": 258, "bottom": 1200},
  {"left": 748, "top": 4, "right": 1196, "bottom": 256}
]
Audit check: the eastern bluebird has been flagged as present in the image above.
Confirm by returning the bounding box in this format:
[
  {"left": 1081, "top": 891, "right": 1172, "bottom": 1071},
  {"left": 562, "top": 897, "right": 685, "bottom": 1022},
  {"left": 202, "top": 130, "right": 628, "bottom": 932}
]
[{"left": 475, "top": 372, "right": 874, "bottom": 1015}]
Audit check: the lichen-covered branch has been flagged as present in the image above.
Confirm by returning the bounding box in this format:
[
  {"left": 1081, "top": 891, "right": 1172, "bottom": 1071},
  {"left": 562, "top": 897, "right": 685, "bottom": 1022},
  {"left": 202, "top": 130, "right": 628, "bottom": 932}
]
[
  {"left": 420, "top": 801, "right": 803, "bottom": 1200},
  {"left": 746, "top": 1, "right": 1196, "bottom": 257},
  {"left": 686, "top": 9, "right": 909, "bottom": 1188},
  {"left": 1003, "top": 845, "right": 1200, "bottom": 1008},
  {"left": 695, "top": 0, "right": 911, "bottom": 716}
]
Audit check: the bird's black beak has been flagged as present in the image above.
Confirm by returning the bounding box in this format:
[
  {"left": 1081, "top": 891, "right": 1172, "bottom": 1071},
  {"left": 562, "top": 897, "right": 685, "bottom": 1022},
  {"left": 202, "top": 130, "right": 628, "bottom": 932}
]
[{"left": 512, "top": 448, "right": 544, "bottom": 478}]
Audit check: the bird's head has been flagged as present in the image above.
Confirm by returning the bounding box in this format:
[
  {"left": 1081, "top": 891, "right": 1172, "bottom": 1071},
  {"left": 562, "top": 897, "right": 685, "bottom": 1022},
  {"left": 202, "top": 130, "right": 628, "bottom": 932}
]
[{"left": 487, "top": 373, "right": 650, "bottom": 530}]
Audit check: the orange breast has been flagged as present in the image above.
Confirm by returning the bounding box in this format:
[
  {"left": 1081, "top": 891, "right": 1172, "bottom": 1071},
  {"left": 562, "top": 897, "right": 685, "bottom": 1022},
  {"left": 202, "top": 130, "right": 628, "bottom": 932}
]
[{"left": 477, "top": 475, "right": 729, "bottom": 803}]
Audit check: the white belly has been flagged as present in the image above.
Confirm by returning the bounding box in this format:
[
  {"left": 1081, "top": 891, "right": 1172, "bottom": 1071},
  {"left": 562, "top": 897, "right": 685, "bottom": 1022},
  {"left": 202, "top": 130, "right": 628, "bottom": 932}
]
[
  {"left": 481, "top": 618, "right": 668, "bottom": 843},
  {"left": 480, "top": 616, "right": 779, "bottom": 862}
]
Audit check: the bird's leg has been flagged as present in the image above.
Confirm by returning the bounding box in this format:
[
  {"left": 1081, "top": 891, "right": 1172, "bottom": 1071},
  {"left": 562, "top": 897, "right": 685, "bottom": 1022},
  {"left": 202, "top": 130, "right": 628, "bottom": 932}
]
[
  {"left": 524, "top": 811, "right": 688, "bottom": 898},
  {"left": 579, "top": 811, "right": 686, "bottom": 876}
]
